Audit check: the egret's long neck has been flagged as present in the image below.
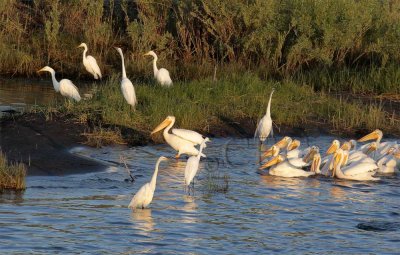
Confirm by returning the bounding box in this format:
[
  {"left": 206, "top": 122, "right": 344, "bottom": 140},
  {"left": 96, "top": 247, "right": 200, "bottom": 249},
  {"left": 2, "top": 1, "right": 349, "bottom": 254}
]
[
  {"left": 197, "top": 142, "right": 206, "bottom": 159},
  {"left": 152, "top": 56, "right": 158, "bottom": 77},
  {"left": 118, "top": 51, "right": 127, "bottom": 79},
  {"left": 150, "top": 158, "right": 162, "bottom": 190},
  {"left": 266, "top": 91, "right": 274, "bottom": 116},
  {"left": 49, "top": 70, "right": 59, "bottom": 92},
  {"left": 82, "top": 46, "right": 88, "bottom": 61}
]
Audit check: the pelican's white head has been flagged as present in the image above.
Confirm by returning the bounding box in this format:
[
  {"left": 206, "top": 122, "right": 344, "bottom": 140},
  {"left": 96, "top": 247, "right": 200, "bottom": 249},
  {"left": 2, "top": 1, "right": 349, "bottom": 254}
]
[
  {"left": 274, "top": 136, "right": 291, "bottom": 149},
  {"left": 259, "top": 155, "right": 285, "bottom": 170},
  {"left": 358, "top": 129, "right": 383, "bottom": 143},
  {"left": 151, "top": 116, "right": 175, "bottom": 135},
  {"left": 262, "top": 145, "right": 280, "bottom": 159},
  {"left": 287, "top": 139, "right": 300, "bottom": 151},
  {"left": 326, "top": 140, "right": 340, "bottom": 155}
]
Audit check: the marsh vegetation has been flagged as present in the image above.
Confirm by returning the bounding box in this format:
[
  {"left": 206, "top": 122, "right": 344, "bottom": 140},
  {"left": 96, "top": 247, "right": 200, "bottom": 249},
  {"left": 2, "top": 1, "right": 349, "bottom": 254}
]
[{"left": 0, "top": 151, "right": 26, "bottom": 190}]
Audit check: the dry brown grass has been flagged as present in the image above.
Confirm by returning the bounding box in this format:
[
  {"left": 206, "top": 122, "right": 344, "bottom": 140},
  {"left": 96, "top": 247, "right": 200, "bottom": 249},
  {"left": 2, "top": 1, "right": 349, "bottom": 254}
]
[
  {"left": 82, "top": 125, "right": 126, "bottom": 148},
  {"left": 0, "top": 151, "right": 26, "bottom": 190}
]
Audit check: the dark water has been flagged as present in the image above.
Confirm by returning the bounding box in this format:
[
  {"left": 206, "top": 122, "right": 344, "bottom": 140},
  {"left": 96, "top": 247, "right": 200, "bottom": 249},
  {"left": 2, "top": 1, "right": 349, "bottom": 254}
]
[
  {"left": 0, "top": 78, "right": 91, "bottom": 117},
  {"left": 0, "top": 137, "right": 399, "bottom": 254}
]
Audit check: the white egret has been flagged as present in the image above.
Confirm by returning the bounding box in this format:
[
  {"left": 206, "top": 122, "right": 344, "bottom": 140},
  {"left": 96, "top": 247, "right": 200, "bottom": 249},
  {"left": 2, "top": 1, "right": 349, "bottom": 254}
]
[
  {"left": 115, "top": 47, "right": 137, "bottom": 108},
  {"left": 128, "top": 156, "right": 168, "bottom": 210},
  {"left": 332, "top": 149, "right": 379, "bottom": 181},
  {"left": 38, "top": 66, "right": 81, "bottom": 102},
  {"left": 77, "top": 43, "right": 102, "bottom": 79},
  {"left": 254, "top": 89, "right": 274, "bottom": 144},
  {"left": 144, "top": 51, "right": 172, "bottom": 87},
  {"left": 151, "top": 116, "right": 208, "bottom": 158},
  {"left": 184, "top": 141, "right": 206, "bottom": 190},
  {"left": 259, "top": 154, "right": 316, "bottom": 178}
]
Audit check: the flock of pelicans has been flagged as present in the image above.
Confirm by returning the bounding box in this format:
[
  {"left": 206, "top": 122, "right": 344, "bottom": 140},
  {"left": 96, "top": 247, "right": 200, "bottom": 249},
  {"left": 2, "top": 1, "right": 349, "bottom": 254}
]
[{"left": 33, "top": 43, "right": 398, "bottom": 210}]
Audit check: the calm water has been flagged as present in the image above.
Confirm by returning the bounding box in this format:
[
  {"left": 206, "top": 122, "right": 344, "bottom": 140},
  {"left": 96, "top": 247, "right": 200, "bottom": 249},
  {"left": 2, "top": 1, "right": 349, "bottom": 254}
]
[
  {"left": 0, "top": 137, "right": 399, "bottom": 254},
  {"left": 0, "top": 78, "right": 91, "bottom": 115}
]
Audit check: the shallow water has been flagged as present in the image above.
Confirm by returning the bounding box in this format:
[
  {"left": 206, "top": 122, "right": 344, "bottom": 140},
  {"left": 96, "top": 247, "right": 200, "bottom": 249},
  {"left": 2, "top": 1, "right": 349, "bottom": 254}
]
[
  {"left": 0, "top": 78, "right": 91, "bottom": 116},
  {"left": 1, "top": 137, "right": 399, "bottom": 254}
]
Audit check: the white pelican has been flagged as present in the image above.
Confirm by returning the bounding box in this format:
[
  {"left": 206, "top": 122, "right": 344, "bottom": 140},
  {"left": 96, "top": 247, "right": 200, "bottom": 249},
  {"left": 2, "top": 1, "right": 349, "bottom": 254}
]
[
  {"left": 151, "top": 116, "right": 208, "bottom": 158},
  {"left": 286, "top": 139, "right": 314, "bottom": 159},
  {"left": 115, "top": 47, "right": 137, "bottom": 108},
  {"left": 259, "top": 154, "right": 316, "bottom": 178},
  {"left": 144, "top": 51, "right": 172, "bottom": 87},
  {"left": 184, "top": 142, "right": 206, "bottom": 188},
  {"left": 77, "top": 43, "right": 102, "bottom": 79},
  {"left": 38, "top": 66, "right": 81, "bottom": 102},
  {"left": 128, "top": 156, "right": 168, "bottom": 210},
  {"left": 254, "top": 89, "right": 274, "bottom": 144},
  {"left": 377, "top": 148, "right": 400, "bottom": 173},
  {"left": 358, "top": 129, "right": 397, "bottom": 158},
  {"left": 332, "top": 149, "right": 379, "bottom": 181}
]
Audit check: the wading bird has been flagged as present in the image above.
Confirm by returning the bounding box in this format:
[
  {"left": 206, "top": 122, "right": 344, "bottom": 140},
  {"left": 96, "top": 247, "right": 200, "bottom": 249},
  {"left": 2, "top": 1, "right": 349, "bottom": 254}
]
[
  {"left": 358, "top": 129, "right": 397, "bottom": 159},
  {"left": 38, "top": 66, "right": 81, "bottom": 102},
  {"left": 128, "top": 156, "right": 168, "bottom": 210},
  {"left": 254, "top": 89, "right": 274, "bottom": 146},
  {"left": 184, "top": 142, "right": 206, "bottom": 192},
  {"left": 144, "top": 51, "right": 172, "bottom": 87},
  {"left": 151, "top": 116, "right": 208, "bottom": 158},
  {"left": 77, "top": 43, "right": 102, "bottom": 79},
  {"left": 115, "top": 47, "right": 137, "bottom": 108}
]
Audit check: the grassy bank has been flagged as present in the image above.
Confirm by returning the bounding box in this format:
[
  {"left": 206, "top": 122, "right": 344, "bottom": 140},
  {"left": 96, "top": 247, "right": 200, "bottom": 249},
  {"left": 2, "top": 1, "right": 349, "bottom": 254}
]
[
  {"left": 0, "top": 151, "right": 26, "bottom": 190},
  {"left": 30, "top": 73, "right": 398, "bottom": 146},
  {"left": 2, "top": 1, "right": 400, "bottom": 94}
]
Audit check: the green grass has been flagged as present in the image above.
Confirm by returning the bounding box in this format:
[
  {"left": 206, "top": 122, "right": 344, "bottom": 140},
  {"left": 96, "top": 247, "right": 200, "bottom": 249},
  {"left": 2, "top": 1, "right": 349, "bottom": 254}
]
[
  {"left": 0, "top": 151, "right": 26, "bottom": 191},
  {"left": 41, "top": 73, "right": 398, "bottom": 141}
]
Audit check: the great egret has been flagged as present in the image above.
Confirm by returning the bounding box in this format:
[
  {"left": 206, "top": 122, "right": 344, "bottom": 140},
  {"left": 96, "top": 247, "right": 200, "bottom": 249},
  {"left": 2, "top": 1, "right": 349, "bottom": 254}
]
[
  {"left": 332, "top": 149, "right": 379, "bottom": 181},
  {"left": 38, "top": 66, "right": 81, "bottom": 102},
  {"left": 184, "top": 141, "right": 206, "bottom": 190},
  {"left": 115, "top": 47, "right": 137, "bottom": 108},
  {"left": 77, "top": 43, "right": 102, "bottom": 79},
  {"left": 254, "top": 89, "right": 275, "bottom": 144},
  {"left": 143, "top": 50, "right": 172, "bottom": 87},
  {"left": 151, "top": 116, "right": 208, "bottom": 158},
  {"left": 128, "top": 156, "right": 168, "bottom": 210}
]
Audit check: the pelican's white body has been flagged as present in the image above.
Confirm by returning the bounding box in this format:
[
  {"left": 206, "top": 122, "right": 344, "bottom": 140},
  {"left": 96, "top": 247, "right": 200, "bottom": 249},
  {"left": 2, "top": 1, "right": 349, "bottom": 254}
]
[
  {"left": 269, "top": 160, "right": 315, "bottom": 178},
  {"left": 153, "top": 116, "right": 208, "bottom": 157},
  {"left": 333, "top": 150, "right": 379, "bottom": 181}
]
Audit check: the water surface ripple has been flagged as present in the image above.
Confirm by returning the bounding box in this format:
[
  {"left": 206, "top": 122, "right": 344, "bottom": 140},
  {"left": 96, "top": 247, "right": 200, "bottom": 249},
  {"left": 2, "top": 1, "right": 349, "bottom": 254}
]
[{"left": 1, "top": 137, "right": 399, "bottom": 254}]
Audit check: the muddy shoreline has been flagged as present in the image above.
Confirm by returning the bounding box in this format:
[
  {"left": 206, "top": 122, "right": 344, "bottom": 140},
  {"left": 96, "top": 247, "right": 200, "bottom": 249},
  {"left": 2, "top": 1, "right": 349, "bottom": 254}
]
[{"left": 0, "top": 112, "right": 397, "bottom": 176}]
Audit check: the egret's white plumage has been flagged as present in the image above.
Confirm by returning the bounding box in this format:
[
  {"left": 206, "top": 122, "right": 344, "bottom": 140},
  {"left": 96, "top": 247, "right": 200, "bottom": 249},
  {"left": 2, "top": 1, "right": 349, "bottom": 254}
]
[
  {"left": 78, "top": 43, "right": 102, "bottom": 79},
  {"left": 128, "top": 156, "right": 168, "bottom": 210},
  {"left": 259, "top": 154, "right": 315, "bottom": 178},
  {"left": 144, "top": 51, "right": 172, "bottom": 87},
  {"left": 115, "top": 47, "right": 137, "bottom": 108},
  {"left": 255, "top": 89, "right": 274, "bottom": 143},
  {"left": 38, "top": 66, "right": 81, "bottom": 102},
  {"left": 184, "top": 142, "right": 206, "bottom": 187},
  {"left": 151, "top": 116, "right": 208, "bottom": 158},
  {"left": 332, "top": 149, "right": 379, "bottom": 181}
]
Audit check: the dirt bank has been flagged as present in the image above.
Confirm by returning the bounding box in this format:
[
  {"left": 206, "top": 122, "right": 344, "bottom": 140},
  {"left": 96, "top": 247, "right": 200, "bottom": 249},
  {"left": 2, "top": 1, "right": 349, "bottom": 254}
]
[
  {"left": 0, "top": 112, "right": 393, "bottom": 176},
  {"left": 0, "top": 113, "right": 107, "bottom": 176}
]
